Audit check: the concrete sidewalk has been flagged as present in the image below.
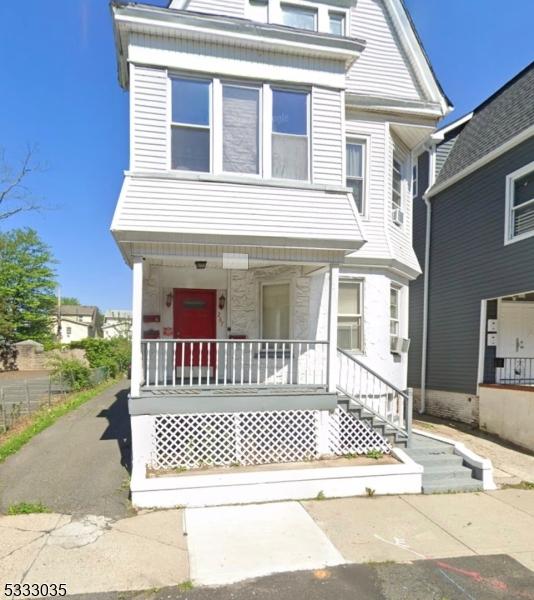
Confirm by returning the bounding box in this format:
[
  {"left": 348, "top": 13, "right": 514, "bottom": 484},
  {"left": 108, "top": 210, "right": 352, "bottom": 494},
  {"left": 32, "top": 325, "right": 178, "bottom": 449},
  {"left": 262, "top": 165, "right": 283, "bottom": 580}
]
[{"left": 2, "top": 489, "right": 534, "bottom": 597}]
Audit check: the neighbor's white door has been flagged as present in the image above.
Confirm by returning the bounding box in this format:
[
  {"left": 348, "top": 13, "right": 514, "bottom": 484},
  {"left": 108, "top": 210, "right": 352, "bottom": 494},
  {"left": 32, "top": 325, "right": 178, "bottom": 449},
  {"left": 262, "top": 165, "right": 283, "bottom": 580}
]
[{"left": 497, "top": 302, "right": 534, "bottom": 358}]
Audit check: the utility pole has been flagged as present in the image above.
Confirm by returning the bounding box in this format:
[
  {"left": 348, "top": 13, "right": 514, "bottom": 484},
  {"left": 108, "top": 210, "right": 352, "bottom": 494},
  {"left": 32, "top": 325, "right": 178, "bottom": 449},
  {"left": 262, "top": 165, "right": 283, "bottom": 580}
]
[{"left": 56, "top": 286, "right": 62, "bottom": 342}]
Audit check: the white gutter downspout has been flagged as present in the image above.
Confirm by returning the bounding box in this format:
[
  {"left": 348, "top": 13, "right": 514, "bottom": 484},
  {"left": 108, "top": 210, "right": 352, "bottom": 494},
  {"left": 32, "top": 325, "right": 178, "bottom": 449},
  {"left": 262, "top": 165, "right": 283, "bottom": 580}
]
[{"left": 420, "top": 144, "right": 437, "bottom": 414}]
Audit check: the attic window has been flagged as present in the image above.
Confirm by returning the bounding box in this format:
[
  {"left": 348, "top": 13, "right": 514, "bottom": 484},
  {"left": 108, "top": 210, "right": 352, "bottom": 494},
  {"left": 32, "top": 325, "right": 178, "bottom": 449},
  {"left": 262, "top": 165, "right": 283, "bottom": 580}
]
[{"left": 281, "top": 3, "right": 317, "bottom": 31}]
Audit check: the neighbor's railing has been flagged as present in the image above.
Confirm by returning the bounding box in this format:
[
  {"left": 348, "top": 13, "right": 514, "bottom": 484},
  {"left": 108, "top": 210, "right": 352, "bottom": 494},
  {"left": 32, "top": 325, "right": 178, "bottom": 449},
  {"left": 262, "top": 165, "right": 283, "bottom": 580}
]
[
  {"left": 141, "top": 339, "right": 329, "bottom": 388},
  {"left": 336, "top": 348, "right": 412, "bottom": 443},
  {"left": 496, "top": 358, "right": 534, "bottom": 386}
]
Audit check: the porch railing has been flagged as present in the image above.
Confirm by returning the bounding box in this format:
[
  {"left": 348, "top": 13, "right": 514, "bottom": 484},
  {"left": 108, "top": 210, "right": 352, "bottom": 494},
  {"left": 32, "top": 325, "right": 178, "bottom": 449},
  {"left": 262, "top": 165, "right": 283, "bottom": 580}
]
[
  {"left": 496, "top": 357, "right": 534, "bottom": 385},
  {"left": 141, "top": 339, "right": 329, "bottom": 388},
  {"left": 336, "top": 348, "right": 412, "bottom": 443}
]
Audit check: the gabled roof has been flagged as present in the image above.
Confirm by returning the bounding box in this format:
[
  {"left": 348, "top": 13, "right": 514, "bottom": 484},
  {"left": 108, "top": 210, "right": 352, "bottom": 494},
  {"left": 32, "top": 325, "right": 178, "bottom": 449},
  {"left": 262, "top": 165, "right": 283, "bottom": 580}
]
[
  {"left": 430, "top": 61, "right": 534, "bottom": 195},
  {"left": 60, "top": 305, "right": 97, "bottom": 318},
  {"left": 104, "top": 310, "right": 132, "bottom": 320}
]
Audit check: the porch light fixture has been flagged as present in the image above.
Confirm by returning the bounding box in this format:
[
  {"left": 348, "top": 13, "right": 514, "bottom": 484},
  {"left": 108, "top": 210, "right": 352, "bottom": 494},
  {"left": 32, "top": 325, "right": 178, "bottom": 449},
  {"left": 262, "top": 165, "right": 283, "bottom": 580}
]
[
  {"left": 195, "top": 261, "right": 207, "bottom": 270},
  {"left": 218, "top": 293, "right": 226, "bottom": 310},
  {"left": 166, "top": 293, "right": 173, "bottom": 308}
]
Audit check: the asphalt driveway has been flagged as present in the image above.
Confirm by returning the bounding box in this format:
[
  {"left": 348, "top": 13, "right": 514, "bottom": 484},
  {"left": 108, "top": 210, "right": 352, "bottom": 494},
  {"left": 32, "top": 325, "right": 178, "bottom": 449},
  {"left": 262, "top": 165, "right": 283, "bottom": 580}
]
[{"left": 0, "top": 380, "right": 131, "bottom": 518}]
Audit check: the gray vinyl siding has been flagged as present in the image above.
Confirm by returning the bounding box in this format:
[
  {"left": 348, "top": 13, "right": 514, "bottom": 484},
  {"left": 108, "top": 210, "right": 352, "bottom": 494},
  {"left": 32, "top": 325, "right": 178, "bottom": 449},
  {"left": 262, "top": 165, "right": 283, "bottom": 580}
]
[
  {"left": 425, "top": 135, "right": 534, "bottom": 395},
  {"left": 407, "top": 151, "right": 429, "bottom": 388}
]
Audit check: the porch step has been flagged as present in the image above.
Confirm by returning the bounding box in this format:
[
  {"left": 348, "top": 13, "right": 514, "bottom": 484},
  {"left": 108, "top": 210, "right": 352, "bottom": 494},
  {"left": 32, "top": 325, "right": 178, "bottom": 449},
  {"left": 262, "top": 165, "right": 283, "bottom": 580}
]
[
  {"left": 423, "top": 465, "right": 475, "bottom": 483},
  {"left": 422, "top": 480, "right": 483, "bottom": 494}
]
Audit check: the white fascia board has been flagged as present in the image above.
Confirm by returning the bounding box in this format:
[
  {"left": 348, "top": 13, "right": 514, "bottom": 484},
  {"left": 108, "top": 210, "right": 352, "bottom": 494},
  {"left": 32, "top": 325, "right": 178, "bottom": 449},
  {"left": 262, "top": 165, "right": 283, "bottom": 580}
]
[
  {"left": 346, "top": 94, "right": 443, "bottom": 120},
  {"left": 385, "top": 0, "right": 451, "bottom": 116},
  {"left": 112, "top": 4, "right": 364, "bottom": 87},
  {"left": 342, "top": 256, "right": 422, "bottom": 281},
  {"left": 435, "top": 112, "right": 474, "bottom": 137},
  {"left": 428, "top": 123, "right": 534, "bottom": 198}
]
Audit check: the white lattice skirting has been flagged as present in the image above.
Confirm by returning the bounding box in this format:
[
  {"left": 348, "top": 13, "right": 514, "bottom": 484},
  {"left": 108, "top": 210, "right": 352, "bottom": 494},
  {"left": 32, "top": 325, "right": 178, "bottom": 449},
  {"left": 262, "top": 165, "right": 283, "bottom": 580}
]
[{"left": 150, "top": 408, "right": 391, "bottom": 471}]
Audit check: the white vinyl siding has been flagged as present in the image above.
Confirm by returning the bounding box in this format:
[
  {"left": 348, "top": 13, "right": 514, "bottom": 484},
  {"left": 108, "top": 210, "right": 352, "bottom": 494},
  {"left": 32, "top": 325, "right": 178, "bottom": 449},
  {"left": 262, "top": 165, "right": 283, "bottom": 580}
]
[
  {"left": 505, "top": 161, "right": 534, "bottom": 243},
  {"left": 312, "top": 87, "right": 343, "bottom": 185},
  {"left": 130, "top": 65, "right": 168, "bottom": 171},
  {"left": 170, "top": 0, "right": 244, "bottom": 17},
  {"left": 337, "top": 280, "right": 363, "bottom": 352}
]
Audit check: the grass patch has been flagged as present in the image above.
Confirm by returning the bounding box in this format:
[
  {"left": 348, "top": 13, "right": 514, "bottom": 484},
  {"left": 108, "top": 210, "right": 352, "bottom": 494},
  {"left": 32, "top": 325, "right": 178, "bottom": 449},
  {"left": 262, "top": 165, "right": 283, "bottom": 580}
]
[
  {"left": 502, "top": 481, "right": 534, "bottom": 490},
  {"left": 366, "top": 450, "right": 384, "bottom": 460},
  {"left": 0, "top": 379, "right": 118, "bottom": 465},
  {"left": 7, "top": 502, "right": 50, "bottom": 515},
  {"left": 177, "top": 581, "right": 194, "bottom": 592}
]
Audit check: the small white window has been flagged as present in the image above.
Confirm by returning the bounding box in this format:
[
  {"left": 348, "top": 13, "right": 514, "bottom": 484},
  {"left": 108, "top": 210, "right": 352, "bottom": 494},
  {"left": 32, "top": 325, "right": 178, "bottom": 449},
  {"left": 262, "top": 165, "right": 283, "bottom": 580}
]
[
  {"left": 66, "top": 327, "right": 72, "bottom": 336},
  {"left": 347, "top": 140, "right": 366, "bottom": 214},
  {"left": 247, "top": 0, "right": 268, "bottom": 22},
  {"left": 337, "top": 280, "right": 363, "bottom": 352},
  {"left": 506, "top": 162, "right": 534, "bottom": 243},
  {"left": 390, "top": 286, "right": 400, "bottom": 352},
  {"left": 281, "top": 3, "right": 317, "bottom": 31},
  {"left": 329, "top": 12, "right": 345, "bottom": 35},
  {"left": 392, "top": 155, "right": 402, "bottom": 212},
  {"left": 412, "top": 163, "right": 418, "bottom": 198},
  {"left": 262, "top": 283, "right": 290, "bottom": 339}
]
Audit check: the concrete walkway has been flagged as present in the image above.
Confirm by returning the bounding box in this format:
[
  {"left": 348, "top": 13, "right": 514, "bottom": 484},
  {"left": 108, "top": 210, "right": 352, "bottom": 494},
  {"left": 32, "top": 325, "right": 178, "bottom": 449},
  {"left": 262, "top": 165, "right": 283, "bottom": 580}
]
[
  {"left": 0, "top": 381, "right": 131, "bottom": 519},
  {"left": 2, "top": 489, "right": 534, "bottom": 597},
  {"left": 414, "top": 416, "right": 534, "bottom": 486}
]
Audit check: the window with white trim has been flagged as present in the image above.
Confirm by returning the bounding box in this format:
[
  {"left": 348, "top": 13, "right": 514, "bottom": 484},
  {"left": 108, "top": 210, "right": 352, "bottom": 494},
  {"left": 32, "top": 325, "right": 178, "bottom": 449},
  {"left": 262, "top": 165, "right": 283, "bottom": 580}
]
[
  {"left": 392, "top": 155, "right": 402, "bottom": 212},
  {"left": 261, "top": 283, "right": 290, "bottom": 339},
  {"left": 506, "top": 162, "right": 534, "bottom": 242},
  {"left": 337, "top": 280, "right": 363, "bottom": 352},
  {"left": 346, "top": 140, "right": 366, "bottom": 214},
  {"left": 390, "top": 285, "right": 400, "bottom": 352},
  {"left": 171, "top": 78, "right": 211, "bottom": 172},
  {"left": 281, "top": 3, "right": 317, "bottom": 30},
  {"left": 272, "top": 89, "right": 309, "bottom": 180},
  {"left": 412, "top": 163, "right": 418, "bottom": 198},
  {"left": 329, "top": 11, "right": 345, "bottom": 35}
]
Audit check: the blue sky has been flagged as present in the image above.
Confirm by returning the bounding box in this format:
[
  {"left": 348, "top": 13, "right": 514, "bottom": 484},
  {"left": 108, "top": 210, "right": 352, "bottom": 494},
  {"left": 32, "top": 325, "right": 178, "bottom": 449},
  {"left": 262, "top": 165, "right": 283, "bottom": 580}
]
[{"left": 0, "top": 0, "right": 532, "bottom": 310}]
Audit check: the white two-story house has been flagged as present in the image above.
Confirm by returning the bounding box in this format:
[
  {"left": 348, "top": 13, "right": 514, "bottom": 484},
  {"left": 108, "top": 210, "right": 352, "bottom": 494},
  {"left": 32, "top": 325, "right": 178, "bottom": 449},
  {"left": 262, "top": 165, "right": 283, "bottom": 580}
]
[{"left": 111, "top": 0, "right": 451, "bottom": 508}]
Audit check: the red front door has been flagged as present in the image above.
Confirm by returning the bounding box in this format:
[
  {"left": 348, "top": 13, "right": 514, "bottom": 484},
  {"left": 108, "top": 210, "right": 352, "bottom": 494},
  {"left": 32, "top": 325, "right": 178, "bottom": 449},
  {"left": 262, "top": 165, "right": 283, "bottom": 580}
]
[{"left": 173, "top": 289, "right": 216, "bottom": 367}]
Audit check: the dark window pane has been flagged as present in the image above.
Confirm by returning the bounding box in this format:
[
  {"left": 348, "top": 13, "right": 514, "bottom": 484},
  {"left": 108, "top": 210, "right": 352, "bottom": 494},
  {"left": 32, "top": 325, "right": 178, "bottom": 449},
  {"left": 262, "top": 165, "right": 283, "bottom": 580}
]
[
  {"left": 272, "top": 90, "right": 307, "bottom": 135},
  {"left": 223, "top": 86, "right": 259, "bottom": 174},
  {"left": 272, "top": 134, "right": 308, "bottom": 180},
  {"left": 514, "top": 171, "right": 534, "bottom": 207},
  {"left": 172, "top": 78, "right": 210, "bottom": 126},
  {"left": 171, "top": 127, "right": 210, "bottom": 172},
  {"left": 347, "top": 178, "right": 363, "bottom": 213}
]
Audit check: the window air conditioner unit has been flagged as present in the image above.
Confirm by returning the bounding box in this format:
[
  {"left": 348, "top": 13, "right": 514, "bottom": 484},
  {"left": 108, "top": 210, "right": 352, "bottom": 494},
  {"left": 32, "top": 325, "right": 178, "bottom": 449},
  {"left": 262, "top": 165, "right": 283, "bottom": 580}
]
[
  {"left": 393, "top": 208, "right": 404, "bottom": 226},
  {"left": 391, "top": 336, "right": 411, "bottom": 355}
]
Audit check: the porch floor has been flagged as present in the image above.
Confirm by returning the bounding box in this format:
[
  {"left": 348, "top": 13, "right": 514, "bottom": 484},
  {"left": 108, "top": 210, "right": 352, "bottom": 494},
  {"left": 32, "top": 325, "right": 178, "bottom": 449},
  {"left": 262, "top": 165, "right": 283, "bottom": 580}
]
[{"left": 140, "top": 384, "right": 329, "bottom": 397}]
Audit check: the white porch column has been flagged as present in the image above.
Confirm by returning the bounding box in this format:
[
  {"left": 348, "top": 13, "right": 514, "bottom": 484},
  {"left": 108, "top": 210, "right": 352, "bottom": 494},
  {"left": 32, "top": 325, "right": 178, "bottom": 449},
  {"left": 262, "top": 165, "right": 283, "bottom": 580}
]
[
  {"left": 327, "top": 264, "right": 339, "bottom": 393},
  {"left": 131, "top": 257, "right": 144, "bottom": 398}
]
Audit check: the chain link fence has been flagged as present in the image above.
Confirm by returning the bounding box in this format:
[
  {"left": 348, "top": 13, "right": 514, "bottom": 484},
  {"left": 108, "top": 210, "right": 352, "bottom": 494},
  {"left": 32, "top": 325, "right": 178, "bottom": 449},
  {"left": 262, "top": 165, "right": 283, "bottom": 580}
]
[{"left": 0, "top": 367, "right": 108, "bottom": 433}]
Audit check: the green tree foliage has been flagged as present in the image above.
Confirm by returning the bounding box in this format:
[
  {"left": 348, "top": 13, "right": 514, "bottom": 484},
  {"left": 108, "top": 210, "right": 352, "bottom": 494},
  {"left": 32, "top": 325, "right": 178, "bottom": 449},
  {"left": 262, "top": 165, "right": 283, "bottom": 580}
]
[
  {"left": 0, "top": 228, "right": 56, "bottom": 344},
  {"left": 71, "top": 337, "right": 131, "bottom": 378},
  {"left": 61, "top": 296, "right": 80, "bottom": 306}
]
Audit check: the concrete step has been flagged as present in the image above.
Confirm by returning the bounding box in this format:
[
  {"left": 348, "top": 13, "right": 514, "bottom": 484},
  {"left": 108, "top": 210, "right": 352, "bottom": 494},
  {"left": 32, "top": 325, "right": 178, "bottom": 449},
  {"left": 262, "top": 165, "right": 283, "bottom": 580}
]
[
  {"left": 423, "top": 480, "right": 483, "bottom": 494},
  {"left": 407, "top": 446, "right": 456, "bottom": 460},
  {"left": 423, "top": 465, "right": 475, "bottom": 483},
  {"left": 412, "top": 453, "right": 465, "bottom": 468}
]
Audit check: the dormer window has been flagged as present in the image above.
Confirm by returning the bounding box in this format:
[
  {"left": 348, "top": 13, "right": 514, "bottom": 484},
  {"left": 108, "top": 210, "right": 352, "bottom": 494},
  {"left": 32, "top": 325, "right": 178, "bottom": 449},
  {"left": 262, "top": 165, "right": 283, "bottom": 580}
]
[{"left": 281, "top": 3, "right": 317, "bottom": 31}]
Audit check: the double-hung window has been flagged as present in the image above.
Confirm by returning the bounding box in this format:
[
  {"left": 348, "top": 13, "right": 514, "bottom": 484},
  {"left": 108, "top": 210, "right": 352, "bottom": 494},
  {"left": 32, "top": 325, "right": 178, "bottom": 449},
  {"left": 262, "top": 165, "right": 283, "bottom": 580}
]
[
  {"left": 281, "top": 3, "right": 317, "bottom": 30},
  {"left": 329, "top": 12, "right": 345, "bottom": 35},
  {"left": 338, "top": 280, "right": 363, "bottom": 352},
  {"left": 392, "top": 155, "right": 402, "bottom": 213},
  {"left": 390, "top": 285, "right": 400, "bottom": 351},
  {"left": 223, "top": 84, "right": 260, "bottom": 175},
  {"left": 346, "top": 141, "right": 366, "bottom": 214},
  {"left": 272, "top": 89, "right": 309, "bottom": 181},
  {"left": 171, "top": 78, "right": 211, "bottom": 172},
  {"left": 506, "top": 162, "right": 534, "bottom": 242},
  {"left": 412, "top": 163, "right": 418, "bottom": 198}
]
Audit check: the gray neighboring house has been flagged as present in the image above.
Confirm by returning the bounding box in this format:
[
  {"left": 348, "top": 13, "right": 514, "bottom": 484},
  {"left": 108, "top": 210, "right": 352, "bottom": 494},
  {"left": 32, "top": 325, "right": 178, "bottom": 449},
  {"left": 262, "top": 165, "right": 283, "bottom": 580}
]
[{"left": 409, "top": 61, "right": 534, "bottom": 428}]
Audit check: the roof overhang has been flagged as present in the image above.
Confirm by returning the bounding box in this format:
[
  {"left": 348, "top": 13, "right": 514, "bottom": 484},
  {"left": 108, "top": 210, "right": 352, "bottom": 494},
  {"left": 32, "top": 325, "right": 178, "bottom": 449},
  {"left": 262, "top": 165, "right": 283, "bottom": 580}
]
[
  {"left": 390, "top": 121, "right": 436, "bottom": 150},
  {"left": 111, "top": 1, "right": 366, "bottom": 89},
  {"left": 346, "top": 93, "right": 444, "bottom": 119}
]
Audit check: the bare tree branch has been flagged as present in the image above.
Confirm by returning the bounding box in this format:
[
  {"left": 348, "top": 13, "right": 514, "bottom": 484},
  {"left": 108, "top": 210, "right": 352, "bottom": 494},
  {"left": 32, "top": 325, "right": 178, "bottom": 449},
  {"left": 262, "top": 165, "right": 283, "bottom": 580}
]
[{"left": 0, "top": 145, "right": 47, "bottom": 222}]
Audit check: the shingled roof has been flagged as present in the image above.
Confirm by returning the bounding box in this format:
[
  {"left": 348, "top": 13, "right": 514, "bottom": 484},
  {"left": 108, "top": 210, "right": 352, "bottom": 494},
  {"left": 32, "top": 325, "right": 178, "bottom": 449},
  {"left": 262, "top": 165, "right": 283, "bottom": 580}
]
[{"left": 434, "top": 61, "right": 534, "bottom": 189}]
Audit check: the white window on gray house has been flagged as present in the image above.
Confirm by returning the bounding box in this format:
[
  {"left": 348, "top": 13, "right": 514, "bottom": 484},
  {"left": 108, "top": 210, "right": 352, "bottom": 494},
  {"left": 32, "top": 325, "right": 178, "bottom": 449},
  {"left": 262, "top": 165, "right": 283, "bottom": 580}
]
[
  {"left": 337, "top": 280, "right": 363, "bottom": 352},
  {"left": 412, "top": 163, "right": 418, "bottom": 198},
  {"left": 507, "top": 163, "right": 534, "bottom": 242},
  {"left": 329, "top": 12, "right": 345, "bottom": 35},
  {"left": 281, "top": 4, "right": 317, "bottom": 30},
  {"left": 262, "top": 283, "right": 290, "bottom": 339},
  {"left": 171, "top": 78, "right": 211, "bottom": 172},
  {"left": 223, "top": 85, "right": 260, "bottom": 174},
  {"left": 346, "top": 141, "right": 366, "bottom": 214},
  {"left": 390, "top": 285, "right": 400, "bottom": 351},
  {"left": 392, "top": 155, "right": 402, "bottom": 212},
  {"left": 272, "top": 89, "right": 309, "bottom": 180}
]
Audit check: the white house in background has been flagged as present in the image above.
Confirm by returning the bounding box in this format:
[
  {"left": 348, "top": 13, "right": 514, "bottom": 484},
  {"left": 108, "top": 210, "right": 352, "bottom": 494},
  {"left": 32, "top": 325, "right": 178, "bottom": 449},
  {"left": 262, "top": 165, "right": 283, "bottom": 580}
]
[
  {"left": 111, "top": 0, "right": 452, "bottom": 508},
  {"left": 54, "top": 305, "right": 97, "bottom": 344},
  {"left": 102, "top": 310, "right": 133, "bottom": 339}
]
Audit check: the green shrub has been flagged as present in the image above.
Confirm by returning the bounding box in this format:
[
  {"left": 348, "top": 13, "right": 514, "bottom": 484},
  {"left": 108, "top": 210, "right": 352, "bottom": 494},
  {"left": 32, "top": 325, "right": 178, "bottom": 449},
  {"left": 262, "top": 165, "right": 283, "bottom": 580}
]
[
  {"left": 71, "top": 337, "right": 131, "bottom": 378},
  {"left": 50, "top": 356, "right": 92, "bottom": 391}
]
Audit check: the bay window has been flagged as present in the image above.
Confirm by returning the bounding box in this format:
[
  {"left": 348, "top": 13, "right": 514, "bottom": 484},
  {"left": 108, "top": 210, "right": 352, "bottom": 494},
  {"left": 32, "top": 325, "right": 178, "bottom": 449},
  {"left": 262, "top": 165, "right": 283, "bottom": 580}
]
[
  {"left": 272, "top": 89, "right": 309, "bottom": 181},
  {"left": 390, "top": 285, "right": 400, "bottom": 351},
  {"left": 337, "top": 280, "right": 363, "bottom": 352},
  {"left": 346, "top": 140, "right": 366, "bottom": 214},
  {"left": 223, "top": 85, "right": 260, "bottom": 174},
  {"left": 171, "top": 78, "right": 211, "bottom": 172},
  {"left": 392, "top": 155, "right": 402, "bottom": 212},
  {"left": 506, "top": 162, "right": 534, "bottom": 242},
  {"left": 281, "top": 3, "right": 317, "bottom": 31}
]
